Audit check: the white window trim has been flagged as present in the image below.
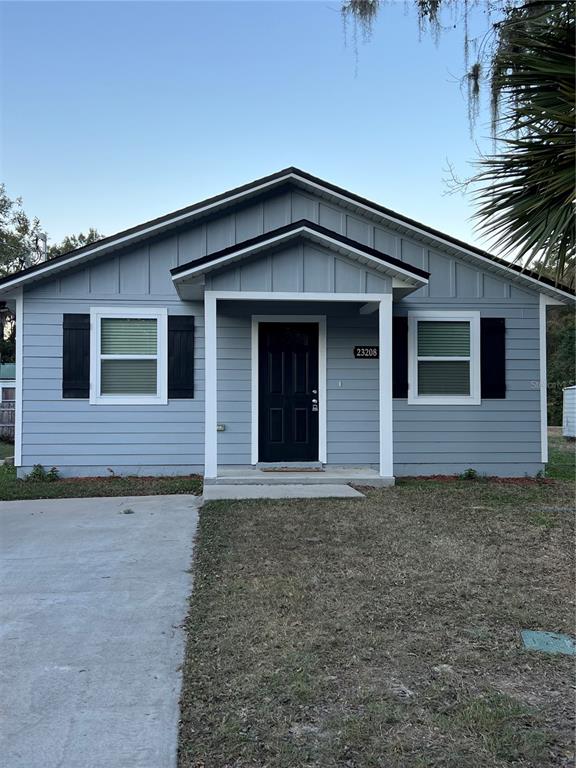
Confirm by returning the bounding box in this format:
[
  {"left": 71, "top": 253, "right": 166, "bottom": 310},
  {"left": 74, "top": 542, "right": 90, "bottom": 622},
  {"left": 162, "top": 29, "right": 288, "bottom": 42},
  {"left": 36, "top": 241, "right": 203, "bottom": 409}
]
[
  {"left": 89, "top": 307, "right": 168, "bottom": 405},
  {"left": 407, "top": 310, "right": 481, "bottom": 406}
]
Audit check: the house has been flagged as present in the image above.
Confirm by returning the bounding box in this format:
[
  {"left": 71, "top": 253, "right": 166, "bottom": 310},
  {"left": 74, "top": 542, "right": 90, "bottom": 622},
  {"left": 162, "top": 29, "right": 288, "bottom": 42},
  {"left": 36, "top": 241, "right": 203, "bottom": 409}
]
[
  {"left": 0, "top": 168, "right": 573, "bottom": 483},
  {"left": 0, "top": 363, "right": 16, "bottom": 404},
  {"left": 0, "top": 362, "right": 16, "bottom": 441}
]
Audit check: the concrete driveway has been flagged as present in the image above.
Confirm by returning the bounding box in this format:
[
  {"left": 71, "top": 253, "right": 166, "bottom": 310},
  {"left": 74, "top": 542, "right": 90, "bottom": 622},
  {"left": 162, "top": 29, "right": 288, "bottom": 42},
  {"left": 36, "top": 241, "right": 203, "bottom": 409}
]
[{"left": 0, "top": 494, "right": 200, "bottom": 768}]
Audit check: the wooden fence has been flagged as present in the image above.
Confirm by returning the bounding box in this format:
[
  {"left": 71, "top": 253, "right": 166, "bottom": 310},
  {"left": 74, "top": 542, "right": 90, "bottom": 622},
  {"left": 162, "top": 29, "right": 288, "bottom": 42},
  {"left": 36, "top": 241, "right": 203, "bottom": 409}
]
[{"left": 0, "top": 400, "right": 15, "bottom": 441}]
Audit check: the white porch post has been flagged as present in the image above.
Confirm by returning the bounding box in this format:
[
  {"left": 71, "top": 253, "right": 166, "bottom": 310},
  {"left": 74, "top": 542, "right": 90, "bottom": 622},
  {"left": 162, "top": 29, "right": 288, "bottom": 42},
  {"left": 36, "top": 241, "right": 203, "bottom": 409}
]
[
  {"left": 14, "top": 288, "right": 23, "bottom": 468},
  {"left": 204, "top": 292, "right": 218, "bottom": 478},
  {"left": 379, "top": 295, "right": 393, "bottom": 478},
  {"left": 539, "top": 293, "right": 549, "bottom": 464}
]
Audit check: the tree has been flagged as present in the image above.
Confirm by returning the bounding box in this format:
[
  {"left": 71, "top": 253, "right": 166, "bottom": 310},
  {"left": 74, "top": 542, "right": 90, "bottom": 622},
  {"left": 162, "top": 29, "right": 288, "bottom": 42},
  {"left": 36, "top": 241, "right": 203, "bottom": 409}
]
[
  {"left": 0, "top": 308, "right": 15, "bottom": 364},
  {"left": 341, "top": 1, "right": 575, "bottom": 287},
  {"left": 0, "top": 184, "right": 45, "bottom": 276},
  {"left": 48, "top": 228, "right": 102, "bottom": 258},
  {"left": 0, "top": 185, "right": 102, "bottom": 360},
  {"left": 0, "top": 185, "right": 102, "bottom": 273},
  {"left": 473, "top": 2, "right": 575, "bottom": 287}
]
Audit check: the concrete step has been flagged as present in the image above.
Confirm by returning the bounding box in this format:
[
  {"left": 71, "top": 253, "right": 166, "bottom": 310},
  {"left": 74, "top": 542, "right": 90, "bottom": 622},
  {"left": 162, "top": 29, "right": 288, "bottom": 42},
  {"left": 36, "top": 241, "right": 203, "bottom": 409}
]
[
  {"left": 203, "top": 484, "right": 365, "bottom": 501},
  {"left": 206, "top": 469, "right": 394, "bottom": 487}
]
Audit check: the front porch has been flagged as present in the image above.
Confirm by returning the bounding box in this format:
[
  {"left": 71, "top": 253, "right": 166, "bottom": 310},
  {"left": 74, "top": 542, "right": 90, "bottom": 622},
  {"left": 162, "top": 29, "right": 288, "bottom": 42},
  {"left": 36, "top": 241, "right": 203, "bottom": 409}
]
[
  {"left": 203, "top": 293, "right": 395, "bottom": 483},
  {"left": 169, "top": 221, "right": 430, "bottom": 484}
]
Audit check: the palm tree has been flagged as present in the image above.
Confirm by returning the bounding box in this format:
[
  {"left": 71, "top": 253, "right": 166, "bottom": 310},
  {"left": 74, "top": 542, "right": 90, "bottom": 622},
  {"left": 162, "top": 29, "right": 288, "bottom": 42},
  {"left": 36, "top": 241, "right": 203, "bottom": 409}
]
[
  {"left": 341, "top": 1, "right": 576, "bottom": 287},
  {"left": 473, "top": 2, "right": 575, "bottom": 287}
]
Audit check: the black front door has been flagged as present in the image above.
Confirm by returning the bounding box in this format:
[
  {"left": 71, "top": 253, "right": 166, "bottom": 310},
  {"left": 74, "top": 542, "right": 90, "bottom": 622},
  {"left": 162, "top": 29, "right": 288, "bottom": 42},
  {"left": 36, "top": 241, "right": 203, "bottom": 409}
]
[{"left": 258, "top": 323, "right": 319, "bottom": 463}]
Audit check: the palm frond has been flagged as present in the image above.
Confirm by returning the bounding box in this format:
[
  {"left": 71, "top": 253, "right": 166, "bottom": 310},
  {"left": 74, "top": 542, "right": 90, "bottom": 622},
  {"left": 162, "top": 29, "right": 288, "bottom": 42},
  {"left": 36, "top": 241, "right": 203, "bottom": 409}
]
[{"left": 474, "top": 1, "right": 575, "bottom": 286}]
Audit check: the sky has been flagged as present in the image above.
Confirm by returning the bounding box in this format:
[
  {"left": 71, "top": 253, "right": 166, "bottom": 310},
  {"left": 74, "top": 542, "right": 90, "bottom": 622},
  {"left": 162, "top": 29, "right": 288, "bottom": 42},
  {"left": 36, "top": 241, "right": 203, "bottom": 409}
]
[{"left": 1, "top": 0, "right": 496, "bottom": 249}]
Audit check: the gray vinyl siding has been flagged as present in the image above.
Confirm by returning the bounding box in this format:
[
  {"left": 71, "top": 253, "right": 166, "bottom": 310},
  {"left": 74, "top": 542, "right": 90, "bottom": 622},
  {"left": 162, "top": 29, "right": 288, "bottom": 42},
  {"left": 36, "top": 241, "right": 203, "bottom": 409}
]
[
  {"left": 215, "top": 298, "right": 543, "bottom": 474},
  {"left": 326, "top": 311, "right": 379, "bottom": 464},
  {"left": 216, "top": 301, "right": 379, "bottom": 466},
  {"left": 20, "top": 236, "right": 204, "bottom": 476},
  {"left": 393, "top": 299, "right": 542, "bottom": 476},
  {"left": 18, "top": 182, "right": 546, "bottom": 476},
  {"left": 217, "top": 310, "right": 251, "bottom": 465}
]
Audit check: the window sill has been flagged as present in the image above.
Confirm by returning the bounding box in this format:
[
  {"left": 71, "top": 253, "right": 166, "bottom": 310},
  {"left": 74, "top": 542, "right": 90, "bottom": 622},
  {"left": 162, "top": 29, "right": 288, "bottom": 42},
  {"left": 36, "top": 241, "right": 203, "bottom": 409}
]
[
  {"left": 407, "top": 395, "right": 481, "bottom": 406},
  {"left": 89, "top": 395, "right": 168, "bottom": 406}
]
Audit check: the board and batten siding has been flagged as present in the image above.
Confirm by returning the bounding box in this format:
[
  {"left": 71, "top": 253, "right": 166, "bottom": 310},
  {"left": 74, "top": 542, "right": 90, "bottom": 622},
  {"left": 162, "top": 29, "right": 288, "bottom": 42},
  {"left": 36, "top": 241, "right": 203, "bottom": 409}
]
[
  {"left": 206, "top": 241, "right": 392, "bottom": 294},
  {"left": 19, "top": 182, "right": 545, "bottom": 476},
  {"left": 20, "top": 237, "right": 205, "bottom": 476}
]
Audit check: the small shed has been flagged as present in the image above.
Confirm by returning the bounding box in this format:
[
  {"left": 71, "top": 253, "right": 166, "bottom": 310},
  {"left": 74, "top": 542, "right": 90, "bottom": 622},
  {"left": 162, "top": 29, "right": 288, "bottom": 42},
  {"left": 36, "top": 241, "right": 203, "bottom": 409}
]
[{"left": 563, "top": 385, "right": 576, "bottom": 438}]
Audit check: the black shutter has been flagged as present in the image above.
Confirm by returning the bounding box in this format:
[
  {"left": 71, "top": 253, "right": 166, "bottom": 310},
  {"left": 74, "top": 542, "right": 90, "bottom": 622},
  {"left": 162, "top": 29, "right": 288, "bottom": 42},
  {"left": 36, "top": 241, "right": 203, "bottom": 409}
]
[
  {"left": 62, "top": 314, "right": 90, "bottom": 398},
  {"left": 392, "top": 316, "right": 409, "bottom": 398},
  {"left": 481, "top": 318, "right": 506, "bottom": 398},
  {"left": 168, "top": 315, "right": 195, "bottom": 398}
]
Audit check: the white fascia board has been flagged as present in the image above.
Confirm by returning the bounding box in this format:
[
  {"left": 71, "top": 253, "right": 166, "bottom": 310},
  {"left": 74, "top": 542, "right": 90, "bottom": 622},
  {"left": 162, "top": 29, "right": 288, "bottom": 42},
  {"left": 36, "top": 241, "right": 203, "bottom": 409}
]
[
  {"left": 172, "top": 226, "right": 428, "bottom": 287},
  {"left": 205, "top": 291, "right": 393, "bottom": 302}
]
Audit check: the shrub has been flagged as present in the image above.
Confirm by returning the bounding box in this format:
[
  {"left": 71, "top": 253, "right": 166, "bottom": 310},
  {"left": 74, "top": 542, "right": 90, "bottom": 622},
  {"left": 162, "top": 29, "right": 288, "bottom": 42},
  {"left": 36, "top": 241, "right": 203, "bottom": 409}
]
[
  {"left": 26, "top": 464, "right": 60, "bottom": 482},
  {"left": 46, "top": 466, "right": 60, "bottom": 482}
]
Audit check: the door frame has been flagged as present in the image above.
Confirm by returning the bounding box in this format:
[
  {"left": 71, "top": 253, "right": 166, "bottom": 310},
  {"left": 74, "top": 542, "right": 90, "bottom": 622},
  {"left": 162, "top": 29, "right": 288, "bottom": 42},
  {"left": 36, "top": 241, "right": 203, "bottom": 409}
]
[{"left": 251, "top": 315, "right": 327, "bottom": 465}]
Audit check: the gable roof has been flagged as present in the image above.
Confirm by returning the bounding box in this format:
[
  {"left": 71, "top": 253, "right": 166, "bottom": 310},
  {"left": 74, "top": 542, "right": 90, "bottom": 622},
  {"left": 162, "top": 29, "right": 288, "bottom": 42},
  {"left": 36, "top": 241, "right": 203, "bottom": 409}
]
[
  {"left": 172, "top": 219, "right": 429, "bottom": 280},
  {"left": 0, "top": 166, "right": 573, "bottom": 301},
  {"left": 171, "top": 219, "right": 429, "bottom": 301}
]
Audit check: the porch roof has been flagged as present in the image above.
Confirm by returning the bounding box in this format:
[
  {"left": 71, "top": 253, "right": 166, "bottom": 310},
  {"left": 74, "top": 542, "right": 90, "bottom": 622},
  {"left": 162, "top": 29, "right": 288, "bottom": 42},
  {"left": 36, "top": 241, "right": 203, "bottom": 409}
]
[{"left": 171, "top": 219, "right": 430, "bottom": 300}]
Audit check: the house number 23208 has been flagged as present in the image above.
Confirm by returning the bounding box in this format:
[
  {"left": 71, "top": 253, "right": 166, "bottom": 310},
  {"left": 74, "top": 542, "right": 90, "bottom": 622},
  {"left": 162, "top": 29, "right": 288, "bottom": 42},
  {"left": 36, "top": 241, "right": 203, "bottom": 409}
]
[{"left": 353, "top": 346, "right": 379, "bottom": 359}]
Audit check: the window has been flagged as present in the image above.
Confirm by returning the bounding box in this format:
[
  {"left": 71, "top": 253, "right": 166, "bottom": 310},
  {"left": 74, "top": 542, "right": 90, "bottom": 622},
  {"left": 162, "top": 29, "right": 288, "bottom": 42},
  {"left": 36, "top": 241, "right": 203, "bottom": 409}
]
[
  {"left": 408, "top": 311, "right": 480, "bottom": 405},
  {"left": 1, "top": 387, "right": 15, "bottom": 402},
  {"left": 90, "top": 308, "right": 168, "bottom": 405}
]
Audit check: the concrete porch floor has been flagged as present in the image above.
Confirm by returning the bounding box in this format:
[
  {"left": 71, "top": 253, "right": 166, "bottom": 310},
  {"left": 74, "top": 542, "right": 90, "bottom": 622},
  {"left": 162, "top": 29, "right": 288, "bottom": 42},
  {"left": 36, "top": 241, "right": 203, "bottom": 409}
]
[{"left": 205, "top": 466, "right": 394, "bottom": 488}]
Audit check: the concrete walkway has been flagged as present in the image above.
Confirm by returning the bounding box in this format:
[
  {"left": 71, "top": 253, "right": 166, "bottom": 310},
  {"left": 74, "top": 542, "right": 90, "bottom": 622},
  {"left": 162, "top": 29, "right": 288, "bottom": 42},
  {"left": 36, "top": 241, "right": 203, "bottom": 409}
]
[
  {"left": 203, "top": 483, "right": 365, "bottom": 500},
  {"left": 0, "top": 494, "right": 200, "bottom": 768}
]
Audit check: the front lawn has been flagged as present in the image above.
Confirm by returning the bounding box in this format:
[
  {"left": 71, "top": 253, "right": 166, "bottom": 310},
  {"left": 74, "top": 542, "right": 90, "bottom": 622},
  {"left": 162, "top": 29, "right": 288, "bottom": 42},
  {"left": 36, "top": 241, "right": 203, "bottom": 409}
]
[
  {"left": 547, "top": 428, "right": 576, "bottom": 481},
  {"left": 179, "top": 477, "right": 575, "bottom": 768},
  {"left": 0, "top": 464, "right": 202, "bottom": 500}
]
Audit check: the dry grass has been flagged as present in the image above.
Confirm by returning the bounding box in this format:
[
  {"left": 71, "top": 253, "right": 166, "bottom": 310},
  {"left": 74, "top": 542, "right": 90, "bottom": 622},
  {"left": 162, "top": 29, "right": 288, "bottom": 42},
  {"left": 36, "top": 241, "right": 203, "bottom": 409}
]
[
  {"left": 547, "top": 429, "right": 576, "bottom": 482},
  {"left": 179, "top": 478, "right": 575, "bottom": 768}
]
